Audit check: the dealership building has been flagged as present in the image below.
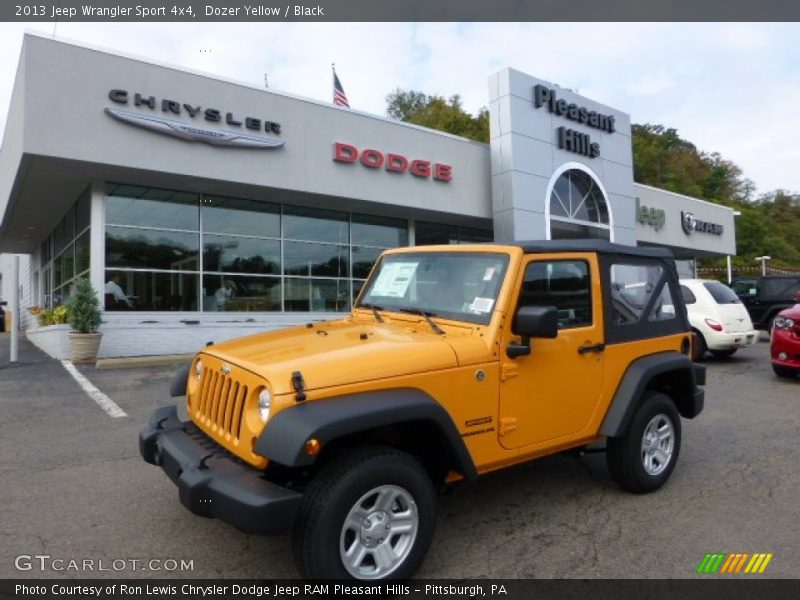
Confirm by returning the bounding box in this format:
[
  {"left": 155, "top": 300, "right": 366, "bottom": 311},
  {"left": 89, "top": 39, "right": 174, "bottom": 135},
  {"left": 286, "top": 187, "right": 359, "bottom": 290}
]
[{"left": 0, "top": 33, "right": 737, "bottom": 359}]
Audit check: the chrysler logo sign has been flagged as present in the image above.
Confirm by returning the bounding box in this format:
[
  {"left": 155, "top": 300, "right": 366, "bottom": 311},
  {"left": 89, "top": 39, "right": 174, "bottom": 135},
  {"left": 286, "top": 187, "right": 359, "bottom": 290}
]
[
  {"left": 106, "top": 89, "right": 284, "bottom": 150},
  {"left": 681, "top": 211, "right": 723, "bottom": 235},
  {"left": 105, "top": 109, "right": 285, "bottom": 149}
]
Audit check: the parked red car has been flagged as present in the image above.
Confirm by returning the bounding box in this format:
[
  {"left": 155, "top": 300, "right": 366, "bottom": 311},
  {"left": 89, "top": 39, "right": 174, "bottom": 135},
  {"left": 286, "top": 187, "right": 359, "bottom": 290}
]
[{"left": 771, "top": 291, "right": 800, "bottom": 379}]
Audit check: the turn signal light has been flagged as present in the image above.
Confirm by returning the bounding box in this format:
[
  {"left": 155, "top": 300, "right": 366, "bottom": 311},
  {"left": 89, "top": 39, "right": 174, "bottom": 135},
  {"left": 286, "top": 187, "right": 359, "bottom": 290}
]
[{"left": 305, "top": 438, "right": 321, "bottom": 456}]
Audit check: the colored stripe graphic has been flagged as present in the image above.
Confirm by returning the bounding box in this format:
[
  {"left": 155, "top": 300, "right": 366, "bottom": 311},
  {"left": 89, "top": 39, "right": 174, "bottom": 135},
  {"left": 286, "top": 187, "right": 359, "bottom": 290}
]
[
  {"left": 697, "top": 553, "right": 726, "bottom": 573},
  {"left": 744, "top": 553, "right": 773, "bottom": 574},
  {"left": 698, "top": 552, "right": 773, "bottom": 574}
]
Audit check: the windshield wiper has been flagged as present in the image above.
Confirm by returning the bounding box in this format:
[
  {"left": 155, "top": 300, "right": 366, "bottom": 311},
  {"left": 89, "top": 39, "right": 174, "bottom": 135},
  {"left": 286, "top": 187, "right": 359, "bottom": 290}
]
[
  {"left": 358, "top": 302, "right": 384, "bottom": 323},
  {"left": 398, "top": 307, "right": 445, "bottom": 335}
]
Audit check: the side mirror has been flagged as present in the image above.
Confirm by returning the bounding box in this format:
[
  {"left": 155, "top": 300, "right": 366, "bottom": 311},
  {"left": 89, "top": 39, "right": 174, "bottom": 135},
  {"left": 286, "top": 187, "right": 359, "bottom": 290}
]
[{"left": 507, "top": 305, "right": 559, "bottom": 358}]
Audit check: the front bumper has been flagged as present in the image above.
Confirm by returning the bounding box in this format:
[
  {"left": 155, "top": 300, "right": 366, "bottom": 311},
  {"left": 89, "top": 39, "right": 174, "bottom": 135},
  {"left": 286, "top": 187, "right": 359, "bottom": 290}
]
[
  {"left": 139, "top": 405, "right": 301, "bottom": 535},
  {"left": 705, "top": 330, "right": 758, "bottom": 351},
  {"left": 771, "top": 331, "right": 800, "bottom": 368}
]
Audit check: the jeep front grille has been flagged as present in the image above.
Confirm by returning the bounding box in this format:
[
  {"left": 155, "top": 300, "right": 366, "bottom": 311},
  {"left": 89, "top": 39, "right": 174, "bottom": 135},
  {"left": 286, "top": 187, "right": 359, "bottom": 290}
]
[{"left": 195, "top": 369, "right": 248, "bottom": 441}]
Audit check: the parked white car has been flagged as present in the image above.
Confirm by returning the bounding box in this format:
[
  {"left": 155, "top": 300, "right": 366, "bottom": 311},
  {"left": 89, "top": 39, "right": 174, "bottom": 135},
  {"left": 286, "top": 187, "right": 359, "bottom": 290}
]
[{"left": 679, "top": 279, "right": 757, "bottom": 360}]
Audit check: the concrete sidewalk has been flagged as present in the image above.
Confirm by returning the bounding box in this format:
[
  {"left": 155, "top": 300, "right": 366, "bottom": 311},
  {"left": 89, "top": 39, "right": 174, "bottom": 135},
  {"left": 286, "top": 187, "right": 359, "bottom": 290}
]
[{"left": 0, "top": 332, "right": 73, "bottom": 403}]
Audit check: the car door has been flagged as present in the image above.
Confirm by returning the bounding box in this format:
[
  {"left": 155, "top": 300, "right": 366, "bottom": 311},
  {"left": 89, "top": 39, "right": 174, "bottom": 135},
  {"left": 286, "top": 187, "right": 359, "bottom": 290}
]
[{"left": 498, "top": 253, "right": 604, "bottom": 449}]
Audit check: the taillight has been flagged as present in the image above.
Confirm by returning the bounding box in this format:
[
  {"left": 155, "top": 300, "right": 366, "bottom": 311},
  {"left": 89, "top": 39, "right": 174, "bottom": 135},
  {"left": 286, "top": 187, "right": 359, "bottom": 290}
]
[{"left": 705, "top": 318, "right": 723, "bottom": 332}]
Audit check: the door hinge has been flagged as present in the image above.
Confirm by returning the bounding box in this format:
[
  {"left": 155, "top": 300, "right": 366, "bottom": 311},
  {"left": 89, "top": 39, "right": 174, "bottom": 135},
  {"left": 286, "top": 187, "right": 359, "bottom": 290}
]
[
  {"left": 499, "top": 417, "right": 518, "bottom": 436},
  {"left": 501, "top": 363, "right": 519, "bottom": 381}
]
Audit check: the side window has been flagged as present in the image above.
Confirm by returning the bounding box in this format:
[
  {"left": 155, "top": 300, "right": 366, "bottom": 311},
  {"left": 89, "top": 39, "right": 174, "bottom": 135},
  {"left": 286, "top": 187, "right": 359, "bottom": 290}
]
[
  {"left": 519, "top": 260, "right": 591, "bottom": 329},
  {"left": 610, "top": 263, "right": 674, "bottom": 325},
  {"left": 731, "top": 279, "right": 758, "bottom": 297},
  {"left": 680, "top": 285, "right": 697, "bottom": 305}
]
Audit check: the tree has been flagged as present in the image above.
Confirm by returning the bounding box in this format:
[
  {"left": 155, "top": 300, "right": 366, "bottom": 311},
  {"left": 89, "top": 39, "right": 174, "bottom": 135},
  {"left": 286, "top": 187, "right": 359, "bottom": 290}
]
[
  {"left": 386, "top": 89, "right": 489, "bottom": 143},
  {"left": 631, "top": 124, "right": 754, "bottom": 203}
]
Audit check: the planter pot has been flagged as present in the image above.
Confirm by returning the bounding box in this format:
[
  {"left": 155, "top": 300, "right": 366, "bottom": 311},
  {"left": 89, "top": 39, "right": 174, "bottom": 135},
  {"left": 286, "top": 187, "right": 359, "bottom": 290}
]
[{"left": 68, "top": 332, "right": 103, "bottom": 364}]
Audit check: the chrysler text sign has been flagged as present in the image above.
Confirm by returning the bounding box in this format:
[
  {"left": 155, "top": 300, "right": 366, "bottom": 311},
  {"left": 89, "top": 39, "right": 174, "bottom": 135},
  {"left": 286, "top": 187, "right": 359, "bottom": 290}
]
[
  {"left": 333, "top": 143, "right": 453, "bottom": 182},
  {"left": 106, "top": 89, "right": 284, "bottom": 149}
]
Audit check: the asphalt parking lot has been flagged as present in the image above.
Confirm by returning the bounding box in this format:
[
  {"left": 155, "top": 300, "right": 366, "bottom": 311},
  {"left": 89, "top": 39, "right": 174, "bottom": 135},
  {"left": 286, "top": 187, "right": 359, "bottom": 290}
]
[{"left": 0, "top": 334, "right": 798, "bottom": 579}]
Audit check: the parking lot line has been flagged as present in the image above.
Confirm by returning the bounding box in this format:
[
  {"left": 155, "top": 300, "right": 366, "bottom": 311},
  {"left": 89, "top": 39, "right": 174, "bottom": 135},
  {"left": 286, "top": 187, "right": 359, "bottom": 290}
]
[{"left": 60, "top": 360, "right": 128, "bottom": 418}]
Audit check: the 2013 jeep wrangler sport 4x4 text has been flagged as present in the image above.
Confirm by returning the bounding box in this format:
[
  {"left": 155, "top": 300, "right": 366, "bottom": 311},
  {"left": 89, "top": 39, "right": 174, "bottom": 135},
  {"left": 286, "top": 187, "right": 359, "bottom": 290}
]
[{"left": 140, "top": 240, "right": 705, "bottom": 580}]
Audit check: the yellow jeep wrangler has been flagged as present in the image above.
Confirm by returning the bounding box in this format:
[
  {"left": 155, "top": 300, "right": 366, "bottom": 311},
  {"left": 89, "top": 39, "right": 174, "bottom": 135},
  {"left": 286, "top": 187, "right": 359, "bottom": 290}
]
[{"left": 140, "top": 240, "right": 704, "bottom": 580}]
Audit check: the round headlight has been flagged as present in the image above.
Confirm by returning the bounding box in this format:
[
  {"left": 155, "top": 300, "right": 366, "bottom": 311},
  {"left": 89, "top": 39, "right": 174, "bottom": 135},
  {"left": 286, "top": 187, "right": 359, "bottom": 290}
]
[
  {"left": 194, "top": 359, "right": 204, "bottom": 380},
  {"left": 258, "top": 389, "right": 272, "bottom": 422}
]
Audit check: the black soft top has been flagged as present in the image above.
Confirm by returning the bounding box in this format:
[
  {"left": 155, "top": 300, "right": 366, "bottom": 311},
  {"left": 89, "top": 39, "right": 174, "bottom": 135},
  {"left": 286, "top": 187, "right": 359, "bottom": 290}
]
[{"left": 514, "top": 239, "right": 674, "bottom": 259}]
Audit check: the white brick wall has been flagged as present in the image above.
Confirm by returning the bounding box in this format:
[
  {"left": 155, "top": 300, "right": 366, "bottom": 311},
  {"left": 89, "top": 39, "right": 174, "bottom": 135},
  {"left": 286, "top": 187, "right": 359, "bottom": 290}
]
[
  {"left": 25, "top": 311, "right": 342, "bottom": 359},
  {"left": 0, "top": 252, "right": 34, "bottom": 330}
]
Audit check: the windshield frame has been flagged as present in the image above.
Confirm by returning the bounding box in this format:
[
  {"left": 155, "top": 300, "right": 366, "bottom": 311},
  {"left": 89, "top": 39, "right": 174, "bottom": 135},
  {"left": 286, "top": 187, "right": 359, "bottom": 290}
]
[{"left": 355, "top": 250, "right": 511, "bottom": 326}]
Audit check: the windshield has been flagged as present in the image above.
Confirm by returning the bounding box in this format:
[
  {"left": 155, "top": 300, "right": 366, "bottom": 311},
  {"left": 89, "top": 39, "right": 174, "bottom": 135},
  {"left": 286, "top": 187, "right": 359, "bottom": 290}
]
[{"left": 358, "top": 252, "right": 510, "bottom": 325}]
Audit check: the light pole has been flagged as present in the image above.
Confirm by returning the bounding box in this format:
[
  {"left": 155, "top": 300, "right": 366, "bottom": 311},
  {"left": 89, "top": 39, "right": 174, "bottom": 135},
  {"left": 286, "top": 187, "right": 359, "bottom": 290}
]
[
  {"left": 755, "top": 255, "right": 771, "bottom": 276},
  {"left": 727, "top": 210, "right": 742, "bottom": 284}
]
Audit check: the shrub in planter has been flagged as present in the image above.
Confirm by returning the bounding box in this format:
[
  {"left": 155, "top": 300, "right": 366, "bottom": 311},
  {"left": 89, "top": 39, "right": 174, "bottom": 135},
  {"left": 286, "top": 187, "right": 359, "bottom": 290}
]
[{"left": 65, "top": 278, "right": 103, "bottom": 364}]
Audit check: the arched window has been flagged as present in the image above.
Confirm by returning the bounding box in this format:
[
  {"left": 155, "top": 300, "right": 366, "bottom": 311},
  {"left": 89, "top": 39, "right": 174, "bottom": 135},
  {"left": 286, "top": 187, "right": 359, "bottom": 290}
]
[{"left": 548, "top": 168, "right": 611, "bottom": 240}]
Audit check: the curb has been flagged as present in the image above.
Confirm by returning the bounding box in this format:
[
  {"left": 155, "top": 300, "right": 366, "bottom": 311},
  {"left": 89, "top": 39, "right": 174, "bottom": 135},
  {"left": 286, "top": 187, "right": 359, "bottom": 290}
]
[{"left": 95, "top": 354, "right": 192, "bottom": 370}]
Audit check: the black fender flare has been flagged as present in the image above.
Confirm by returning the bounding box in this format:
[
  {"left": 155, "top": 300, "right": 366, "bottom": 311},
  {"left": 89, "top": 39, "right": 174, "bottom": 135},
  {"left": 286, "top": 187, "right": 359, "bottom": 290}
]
[
  {"left": 600, "top": 351, "right": 705, "bottom": 437},
  {"left": 170, "top": 363, "right": 190, "bottom": 397},
  {"left": 255, "top": 388, "right": 478, "bottom": 480}
]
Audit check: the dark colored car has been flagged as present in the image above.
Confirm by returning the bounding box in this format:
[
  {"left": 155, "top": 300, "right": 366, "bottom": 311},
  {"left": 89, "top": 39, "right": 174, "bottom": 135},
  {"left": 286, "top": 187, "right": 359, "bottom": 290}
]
[{"left": 730, "top": 275, "right": 800, "bottom": 330}]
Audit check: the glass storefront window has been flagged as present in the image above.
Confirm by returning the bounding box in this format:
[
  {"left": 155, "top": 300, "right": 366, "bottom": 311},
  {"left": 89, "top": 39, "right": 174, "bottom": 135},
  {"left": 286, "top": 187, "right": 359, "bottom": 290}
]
[
  {"left": 285, "top": 278, "right": 350, "bottom": 312},
  {"left": 283, "top": 241, "right": 348, "bottom": 277},
  {"left": 352, "top": 246, "right": 384, "bottom": 279},
  {"left": 415, "top": 221, "right": 493, "bottom": 245},
  {"left": 203, "top": 235, "right": 280, "bottom": 274},
  {"left": 100, "top": 182, "right": 492, "bottom": 314},
  {"left": 106, "top": 192, "right": 199, "bottom": 231},
  {"left": 75, "top": 231, "right": 90, "bottom": 275},
  {"left": 62, "top": 243, "right": 74, "bottom": 283},
  {"left": 202, "top": 196, "right": 280, "bottom": 238},
  {"left": 284, "top": 206, "right": 348, "bottom": 244},
  {"left": 202, "top": 274, "right": 281, "bottom": 312},
  {"left": 104, "top": 270, "right": 198, "bottom": 311},
  {"left": 106, "top": 226, "right": 199, "bottom": 271},
  {"left": 352, "top": 214, "right": 407, "bottom": 247}
]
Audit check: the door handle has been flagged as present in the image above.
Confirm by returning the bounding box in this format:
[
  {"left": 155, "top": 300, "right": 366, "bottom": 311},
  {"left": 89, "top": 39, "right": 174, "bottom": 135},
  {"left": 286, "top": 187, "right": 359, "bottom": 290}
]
[{"left": 578, "top": 343, "right": 605, "bottom": 355}]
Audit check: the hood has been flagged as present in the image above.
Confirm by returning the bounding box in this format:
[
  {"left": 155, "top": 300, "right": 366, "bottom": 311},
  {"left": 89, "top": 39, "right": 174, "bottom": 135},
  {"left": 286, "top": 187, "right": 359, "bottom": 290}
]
[
  {"left": 202, "top": 318, "right": 491, "bottom": 395},
  {"left": 778, "top": 304, "right": 800, "bottom": 320}
]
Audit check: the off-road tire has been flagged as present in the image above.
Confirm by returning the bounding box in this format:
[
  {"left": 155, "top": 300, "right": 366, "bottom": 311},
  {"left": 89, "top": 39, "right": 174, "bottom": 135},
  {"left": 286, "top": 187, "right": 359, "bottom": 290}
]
[
  {"left": 710, "top": 348, "right": 737, "bottom": 358},
  {"left": 773, "top": 364, "right": 798, "bottom": 379},
  {"left": 292, "top": 445, "right": 437, "bottom": 580},
  {"left": 607, "top": 392, "right": 682, "bottom": 494},
  {"left": 692, "top": 330, "right": 707, "bottom": 361}
]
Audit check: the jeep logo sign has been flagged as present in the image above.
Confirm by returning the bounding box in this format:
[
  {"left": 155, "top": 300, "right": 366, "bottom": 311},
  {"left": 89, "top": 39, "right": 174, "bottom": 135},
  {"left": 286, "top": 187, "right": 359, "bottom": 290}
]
[
  {"left": 636, "top": 198, "right": 665, "bottom": 231},
  {"left": 681, "top": 211, "right": 724, "bottom": 236}
]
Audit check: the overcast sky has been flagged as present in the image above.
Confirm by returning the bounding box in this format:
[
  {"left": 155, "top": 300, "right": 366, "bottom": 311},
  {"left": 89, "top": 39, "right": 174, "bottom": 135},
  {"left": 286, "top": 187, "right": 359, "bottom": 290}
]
[{"left": 0, "top": 22, "right": 798, "bottom": 195}]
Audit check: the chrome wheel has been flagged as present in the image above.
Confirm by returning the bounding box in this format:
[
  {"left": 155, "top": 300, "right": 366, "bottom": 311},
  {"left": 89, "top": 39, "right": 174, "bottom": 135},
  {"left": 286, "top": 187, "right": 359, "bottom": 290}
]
[
  {"left": 339, "top": 484, "right": 418, "bottom": 579},
  {"left": 640, "top": 413, "right": 675, "bottom": 476}
]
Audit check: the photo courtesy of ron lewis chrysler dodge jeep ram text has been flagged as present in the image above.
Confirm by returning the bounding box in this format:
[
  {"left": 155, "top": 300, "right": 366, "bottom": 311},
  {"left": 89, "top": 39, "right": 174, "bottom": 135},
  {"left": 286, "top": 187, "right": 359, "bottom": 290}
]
[{"left": 140, "top": 240, "right": 705, "bottom": 580}]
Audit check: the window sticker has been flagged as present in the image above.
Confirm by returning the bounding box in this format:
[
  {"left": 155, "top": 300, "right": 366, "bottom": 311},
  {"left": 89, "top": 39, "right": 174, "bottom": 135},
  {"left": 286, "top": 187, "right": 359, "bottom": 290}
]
[
  {"left": 470, "top": 297, "right": 495, "bottom": 313},
  {"left": 483, "top": 267, "right": 495, "bottom": 281},
  {"left": 371, "top": 261, "right": 419, "bottom": 298}
]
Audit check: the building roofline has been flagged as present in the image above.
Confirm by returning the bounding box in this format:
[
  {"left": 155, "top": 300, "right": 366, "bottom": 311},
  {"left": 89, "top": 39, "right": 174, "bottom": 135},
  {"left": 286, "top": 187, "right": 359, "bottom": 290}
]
[
  {"left": 633, "top": 182, "right": 736, "bottom": 213},
  {"left": 21, "top": 29, "right": 488, "bottom": 148}
]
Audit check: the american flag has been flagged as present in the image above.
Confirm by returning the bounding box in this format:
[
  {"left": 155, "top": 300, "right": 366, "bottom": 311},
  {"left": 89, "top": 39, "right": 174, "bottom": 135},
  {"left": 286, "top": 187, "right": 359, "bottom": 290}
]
[{"left": 333, "top": 67, "right": 349, "bottom": 108}]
